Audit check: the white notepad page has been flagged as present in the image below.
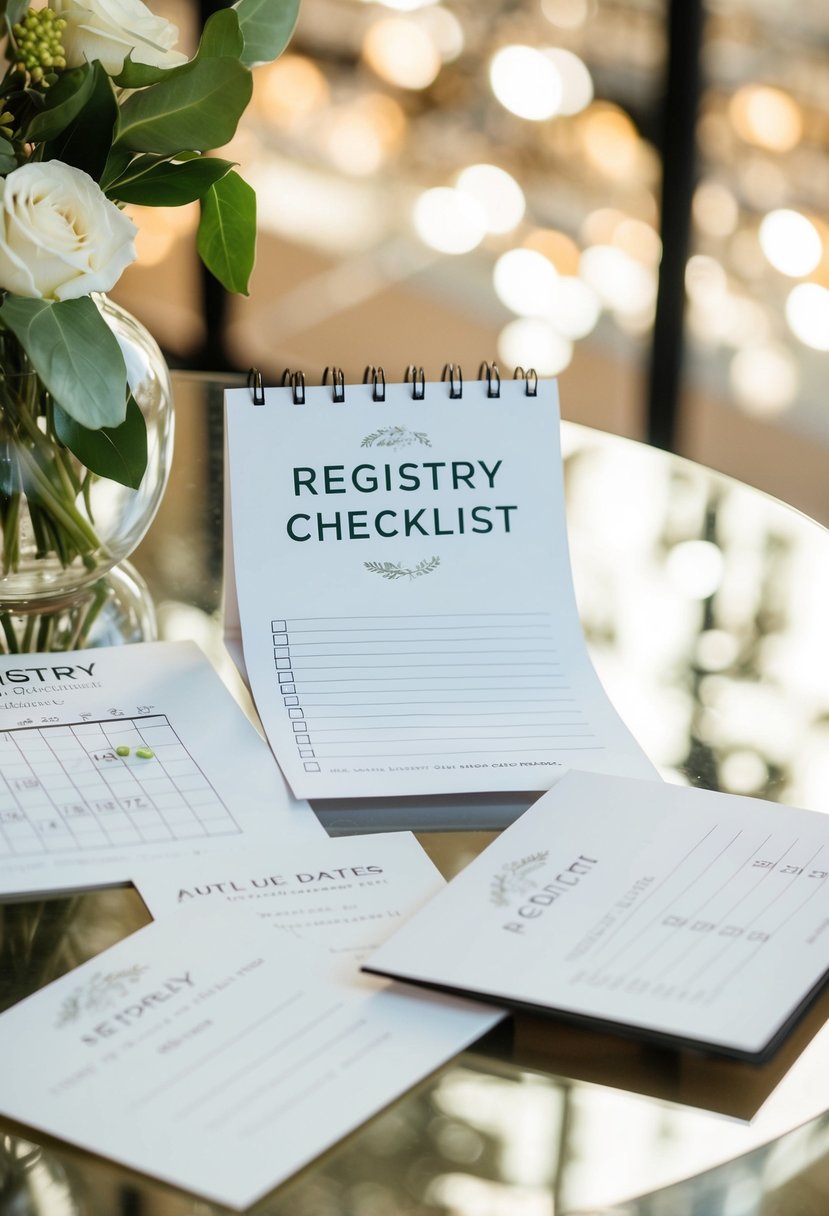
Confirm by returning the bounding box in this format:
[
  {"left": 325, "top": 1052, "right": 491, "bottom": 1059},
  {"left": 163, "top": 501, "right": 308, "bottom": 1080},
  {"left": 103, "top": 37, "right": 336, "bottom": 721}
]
[
  {"left": 0, "top": 640, "right": 322, "bottom": 896},
  {"left": 225, "top": 375, "right": 654, "bottom": 799}
]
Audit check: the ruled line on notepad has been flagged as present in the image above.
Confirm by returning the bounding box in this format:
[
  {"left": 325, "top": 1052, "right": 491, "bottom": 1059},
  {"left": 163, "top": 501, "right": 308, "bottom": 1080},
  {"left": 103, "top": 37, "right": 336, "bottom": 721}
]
[
  {"left": 284, "top": 637, "right": 557, "bottom": 645},
  {"left": 302, "top": 746, "right": 601, "bottom": 758},
  {"left": 290, "top": 676, "right": 570, "bottom": 684},
  {"left": 281, "top": 612, "right": 550, "bottom": 623},
  {"left": 273, "top": 609, "right": 605, "bottom": 771},
  {"left": 301, "top": 710, "right": 583, "bottom": 720}
]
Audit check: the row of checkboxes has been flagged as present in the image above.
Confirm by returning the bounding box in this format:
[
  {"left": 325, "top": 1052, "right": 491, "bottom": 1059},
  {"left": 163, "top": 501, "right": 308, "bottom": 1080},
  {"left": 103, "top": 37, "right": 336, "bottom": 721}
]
[{"left": 272, "top": 621, "right": 319, "bottom": 772}]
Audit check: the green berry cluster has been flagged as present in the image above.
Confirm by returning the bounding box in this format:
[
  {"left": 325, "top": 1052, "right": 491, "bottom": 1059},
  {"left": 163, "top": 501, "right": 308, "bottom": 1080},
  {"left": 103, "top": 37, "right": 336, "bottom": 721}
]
[{"left": 12, "top": 8, "right": 67, "bottom": 86}]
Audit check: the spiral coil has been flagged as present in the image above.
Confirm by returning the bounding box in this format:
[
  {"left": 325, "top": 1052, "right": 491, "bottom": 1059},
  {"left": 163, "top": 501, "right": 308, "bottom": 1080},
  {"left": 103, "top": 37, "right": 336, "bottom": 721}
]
[{"left": 246, "top": 361, "right": 538, "bottom": 402}]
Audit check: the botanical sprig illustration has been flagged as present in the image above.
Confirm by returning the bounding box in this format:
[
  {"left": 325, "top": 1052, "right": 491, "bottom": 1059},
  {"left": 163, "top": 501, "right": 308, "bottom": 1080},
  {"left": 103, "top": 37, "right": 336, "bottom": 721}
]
[
  {"left": 361, "top": 426, "right": 432, "bottom": 450},
  {"left": 365, "top": 556, "right": 440, "bottom": 581},
  {"left": 56, "top": 963, "right": 148, "bottom": 1027},
  {"left": 490, "top": 851, "right": 550, "bottom": 907}
]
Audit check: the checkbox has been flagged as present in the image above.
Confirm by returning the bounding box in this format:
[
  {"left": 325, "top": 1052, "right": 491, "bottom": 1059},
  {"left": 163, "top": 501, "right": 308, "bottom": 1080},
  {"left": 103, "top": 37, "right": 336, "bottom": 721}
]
[
  {"left": 288, "top": 708, "right": 303, "bottom": 719},
  {"left": 283, "top": 695, "right": 299, "bottom": 707},
  {"left": 291, "top": 721, "right": 307, "bottom": 732},
  {"left": 275, "top": 657, "right": 292, "bottom": 670},
  {"left": 271, "top": 619, "right": 286, "bottom": 632},
  {"left": 272, "top": 633, "right": 288, "bottom": 646},
  {"left": 303, "top": 762, "right": 320, "bottom": 772},
  {"left": 274, "top": 647, "right": 290, "bottom": 660},
  {"left": 295, "top": 734, "right": 310, "bottom": 745},
  {"left": 280, "top": 683, "right": 296, "bottom": 694},
  {"left": 298, "top": 748, "right": 315, "bottom": 758},
  {"left": 277, "top": 672, "right": 294, "bottom": 683}
]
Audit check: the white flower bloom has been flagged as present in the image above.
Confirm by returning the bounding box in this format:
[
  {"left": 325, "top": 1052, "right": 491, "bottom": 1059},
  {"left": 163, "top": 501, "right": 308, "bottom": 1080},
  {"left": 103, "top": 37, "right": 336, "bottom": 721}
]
[
  {"left": 54, "top": 0, "right": 187, "bottom": 75},
  {"left": 0, "top": 162, "right": 137, "bottom": 301}
]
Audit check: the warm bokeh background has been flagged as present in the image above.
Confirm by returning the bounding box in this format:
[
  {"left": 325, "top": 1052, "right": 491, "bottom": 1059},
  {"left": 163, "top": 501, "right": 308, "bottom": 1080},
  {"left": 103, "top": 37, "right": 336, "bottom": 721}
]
[{"left": 112, "top": 0, "right": 829, "bottom": 525}]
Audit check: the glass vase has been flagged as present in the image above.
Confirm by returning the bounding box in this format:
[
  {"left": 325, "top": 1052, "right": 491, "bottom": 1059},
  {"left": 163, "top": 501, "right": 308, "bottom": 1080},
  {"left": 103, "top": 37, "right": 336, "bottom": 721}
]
[{"left": 0, "top": 296, "right": 174, "bottom": 652}]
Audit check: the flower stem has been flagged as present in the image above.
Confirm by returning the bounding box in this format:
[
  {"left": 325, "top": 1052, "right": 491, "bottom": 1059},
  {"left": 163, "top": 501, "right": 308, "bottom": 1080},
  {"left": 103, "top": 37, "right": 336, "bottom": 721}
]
[{"left": 0, "top": 331, "right": 107, "bottom": 583}]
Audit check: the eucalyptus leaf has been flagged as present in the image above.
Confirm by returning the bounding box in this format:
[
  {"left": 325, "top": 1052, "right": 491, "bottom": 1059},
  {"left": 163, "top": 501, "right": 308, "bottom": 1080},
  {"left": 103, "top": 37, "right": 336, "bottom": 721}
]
[
  {"left": 24, "top": 66, "right": 95, "bottom": 144},
  {"left": 115, "top": 57, "right": 252, "bottom": 155},
  {"left": 197, "top": 170, "right": 256, "bottom": 294},
  {"left": 233, "top": 0, "right": 299, "bottom": 67},
  {"left": 45, "top": 62, "right": 118, "bottom": 181},
  {"left": 108, "top": 155, "right": 234, "bottom": 205},
  {"left": 0, "top": 297, "right": 129, "bottom": 430},
  {"left": 53, "top": 396, "right": 148, "bottom": 489}
]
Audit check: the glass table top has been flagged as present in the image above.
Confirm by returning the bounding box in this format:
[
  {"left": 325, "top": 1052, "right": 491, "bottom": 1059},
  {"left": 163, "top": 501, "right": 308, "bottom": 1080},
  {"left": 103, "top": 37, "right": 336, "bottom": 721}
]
[{"left": 2, "top": 371, "right": 829, "bottom": 1216}]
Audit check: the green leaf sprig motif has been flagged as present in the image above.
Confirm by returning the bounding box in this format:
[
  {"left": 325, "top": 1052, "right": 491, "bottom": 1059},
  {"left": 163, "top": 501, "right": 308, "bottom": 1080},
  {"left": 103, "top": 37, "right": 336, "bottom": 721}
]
[
  {"left": 489, "top": 852, "right": 550, "bottom": 907},
  {"left": 0, "top": 0, "right": 300, "bottom": 581},
  {"left": 361, "top": 425, "right": 432, "bottom": 450},
  {"left": 55, "top": 964, "right": 148, "bottom": 1026},
  {"left": 365, "top": 557, "right": 441, "bottom": 581}
]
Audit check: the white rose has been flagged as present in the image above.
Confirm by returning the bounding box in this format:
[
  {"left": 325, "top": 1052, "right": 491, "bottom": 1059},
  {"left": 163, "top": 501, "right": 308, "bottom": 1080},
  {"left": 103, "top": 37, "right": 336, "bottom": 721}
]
[
  {"left": 53, "top": 0, "right": 187, "bottom": 75},
  {"left": 0, "top": 162, "right": 137, "bottom": 301}
]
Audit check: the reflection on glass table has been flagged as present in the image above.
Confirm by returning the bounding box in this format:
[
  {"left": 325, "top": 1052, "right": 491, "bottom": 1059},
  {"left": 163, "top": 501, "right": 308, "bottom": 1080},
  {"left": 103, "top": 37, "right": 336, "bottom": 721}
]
[{"left": 1, "top": 370, "right": 829, "bottom": 1216}]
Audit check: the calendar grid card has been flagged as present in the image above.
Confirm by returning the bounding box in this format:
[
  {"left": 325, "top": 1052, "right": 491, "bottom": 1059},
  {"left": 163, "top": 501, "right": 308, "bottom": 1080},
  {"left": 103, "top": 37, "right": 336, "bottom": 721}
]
[
  {"left": 0, "top": 640, "right": 323, "bottom": 896},
  {"left": 0, "top": 714, "right": 242, "bottom": 856},
  {"left": 225, "top": 369, "right": 656, "bottom": 800}
]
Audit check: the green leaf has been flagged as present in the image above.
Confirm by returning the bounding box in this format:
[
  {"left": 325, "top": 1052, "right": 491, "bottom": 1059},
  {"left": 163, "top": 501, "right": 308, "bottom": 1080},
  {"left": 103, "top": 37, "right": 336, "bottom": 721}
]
[
  {"left": 99, "top": 145, "right": 134, "bottom": 191},
  {"left": 45, "top": 62, "right": 118, "bottom": 181},
  {"left": 3, "top": 0, "right": 27, "bottom": 29},
  {"left": 113, "top": 8, "right": 242, "bottom": 88},
  {"left": 197, "top": 170, "right": 256, "bottom": 294},
  {"left": 53, "top": 396, "right": 148, "bottom": 489},
  {"left": 112, "top": 54, "right": 171, "bottom": 90},
  {"left": 107, "top": 155, "right": 234, "bottom": 205},
  {"left": 24, "top": 66, "right": 95, "bottom": 144},
  {"left": 198, "top": 8, "right": 244, "bottom": 59},
  {"left": 0, "top": 297, "right": 129, "bottom": 430},
  {"left": 233, "top": 0, "right": 299, "bottom": 67},
  {"left": 115, "top": 57, "right": 252, "bottom": 155},
  {"left": 0, "top": 135, "right": 16, "bottom": 174}
]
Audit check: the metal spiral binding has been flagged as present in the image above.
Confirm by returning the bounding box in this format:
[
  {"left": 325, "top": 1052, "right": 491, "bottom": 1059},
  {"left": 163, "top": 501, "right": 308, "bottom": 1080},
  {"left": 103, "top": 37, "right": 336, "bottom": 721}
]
[
  {"left": 478, "top": 361, "right": 501, "bottom": 399},
  {"left": 441, "top": 362, "right": 463, "bottom": 398},
  {"left": 405, "top": 365, "right": 426, "bottom": 400},
  {"left": 281, "top": 368, "right": 306, "bottom": 403},
  {"left": 322, "top": 366, "right": 346, "bottom": 402},
  {"left": 247, "top": 361, "right": 537, "bottom": 403},
  {"left": 512, "top": 367, "right": 538, "bottom": 397},
  {"left": 247, "top": 367, "right": 265, "bottom": 406},
  {"left": 363, "top": 365, "right": 386, "bottom": 402}
]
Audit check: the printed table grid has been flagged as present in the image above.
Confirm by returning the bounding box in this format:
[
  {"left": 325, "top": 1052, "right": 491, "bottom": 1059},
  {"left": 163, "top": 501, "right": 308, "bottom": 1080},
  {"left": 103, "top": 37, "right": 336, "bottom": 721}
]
[
  {"left": 0, "top": 716, "right": 242, "bottom": 856},
  {"left": 271, "top": 612, "right": 597, "bottom": 773},
  {"left": 567, "top": 825, "right": 829, "bottom": 1008}
]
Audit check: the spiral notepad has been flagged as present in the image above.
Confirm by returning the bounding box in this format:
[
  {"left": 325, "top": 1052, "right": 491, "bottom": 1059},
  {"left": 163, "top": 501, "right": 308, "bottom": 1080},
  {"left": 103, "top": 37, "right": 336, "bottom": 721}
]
[{"left": 224, "top": 364, "right": 653, "bottom": 803}]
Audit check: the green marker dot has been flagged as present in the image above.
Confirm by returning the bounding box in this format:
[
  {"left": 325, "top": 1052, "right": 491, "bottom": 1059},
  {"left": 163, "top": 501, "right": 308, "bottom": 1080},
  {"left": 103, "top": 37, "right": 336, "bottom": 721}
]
[
  {"left": 136, "top": 747, "right": 154, "bottom": 760},
  {"left": 115, "top": 745, "right": 130, "bottom": 757}
]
